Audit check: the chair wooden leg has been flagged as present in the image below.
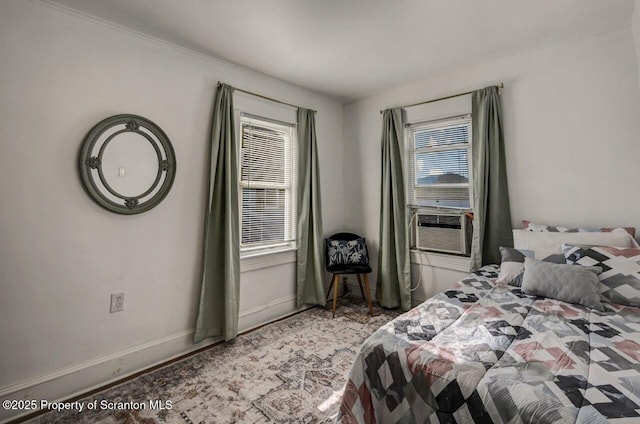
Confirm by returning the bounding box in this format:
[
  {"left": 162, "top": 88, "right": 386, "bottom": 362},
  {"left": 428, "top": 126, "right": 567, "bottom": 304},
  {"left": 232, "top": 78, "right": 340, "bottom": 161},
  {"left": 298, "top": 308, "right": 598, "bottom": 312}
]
[
  {"left": 356, "top": 274, "right": 366, "bottom": 300},
  {"left": 326, "top": 273, "right": 336, "bottom": 301},
  {"left": 332, "top": 274, "right": 340, "bottom": 318},
  {"left": 363, "top": 273, "right": 374, "bottom": 316}
]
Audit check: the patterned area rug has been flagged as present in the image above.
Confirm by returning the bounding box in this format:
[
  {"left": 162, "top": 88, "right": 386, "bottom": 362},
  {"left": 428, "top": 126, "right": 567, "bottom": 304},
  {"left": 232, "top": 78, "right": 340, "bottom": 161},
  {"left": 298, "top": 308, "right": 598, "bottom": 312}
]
[{"left": 27, "top": 299, "right": 400, "bottom": 424}]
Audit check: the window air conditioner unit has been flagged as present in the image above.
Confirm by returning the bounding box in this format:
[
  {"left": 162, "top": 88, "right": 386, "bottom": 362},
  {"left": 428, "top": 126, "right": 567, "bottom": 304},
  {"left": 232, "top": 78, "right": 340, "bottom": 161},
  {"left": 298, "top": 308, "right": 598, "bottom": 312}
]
[{"left": 414, "top": 213, "right": 471, "bottom": 255}]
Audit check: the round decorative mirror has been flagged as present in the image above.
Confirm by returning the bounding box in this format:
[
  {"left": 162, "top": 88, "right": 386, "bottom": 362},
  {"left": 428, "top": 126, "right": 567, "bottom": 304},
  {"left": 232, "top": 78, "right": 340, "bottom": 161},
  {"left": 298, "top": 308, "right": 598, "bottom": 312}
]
[{"left": 79, "top": 114, "right": 176, "bottom": 214}]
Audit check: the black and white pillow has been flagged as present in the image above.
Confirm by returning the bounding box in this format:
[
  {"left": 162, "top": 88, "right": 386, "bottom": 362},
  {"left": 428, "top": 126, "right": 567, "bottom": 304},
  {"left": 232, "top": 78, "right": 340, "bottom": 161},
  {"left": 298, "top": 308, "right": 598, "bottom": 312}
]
[
  {"left": 563, "top": 245, "right": 640, "bottom": 307},
  {"left": 497, "top": 246, "right": 565, "bottom": 286},
  {"left": 326, "top": 238, "right": 368, "bottom": 267},
  {"left": 523, "top": 220, "right": 636, "bottom": 238}
]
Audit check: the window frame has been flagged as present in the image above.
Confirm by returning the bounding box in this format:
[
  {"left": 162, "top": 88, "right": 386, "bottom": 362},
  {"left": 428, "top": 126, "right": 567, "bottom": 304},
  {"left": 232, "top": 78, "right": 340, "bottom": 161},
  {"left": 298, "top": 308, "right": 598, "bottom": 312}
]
[
  {"left": 406, "top": 114, "right": 473, "bottom": 211},
  {"left": 237, "top": 113, "right": 297, "bottom": 257}
]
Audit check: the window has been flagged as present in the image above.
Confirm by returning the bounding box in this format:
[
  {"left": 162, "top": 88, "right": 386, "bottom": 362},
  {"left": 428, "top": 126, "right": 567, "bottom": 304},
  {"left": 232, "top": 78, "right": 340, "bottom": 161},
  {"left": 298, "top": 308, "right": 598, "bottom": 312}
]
[
  {"left": 239, "top": 114, "right": 296, "bottom": 254},
  {"left": 407, "top": 115, "right": 472, "bottom": 209}
]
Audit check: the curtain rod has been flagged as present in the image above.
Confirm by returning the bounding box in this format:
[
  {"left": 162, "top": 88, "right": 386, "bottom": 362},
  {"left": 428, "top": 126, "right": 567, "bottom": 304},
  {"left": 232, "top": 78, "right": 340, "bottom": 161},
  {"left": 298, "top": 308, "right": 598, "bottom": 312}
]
[
  {"left": 219, "top": 82, "right": 317, "bottom": 114},
  {"left": 379, "top": 83, "right": 503, "bottom": 114}
]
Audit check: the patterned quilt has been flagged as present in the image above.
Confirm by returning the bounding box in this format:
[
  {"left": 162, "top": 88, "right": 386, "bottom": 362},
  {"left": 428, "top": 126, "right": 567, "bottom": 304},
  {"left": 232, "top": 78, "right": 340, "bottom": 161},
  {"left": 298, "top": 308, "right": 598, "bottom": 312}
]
[{"left": 338, "top": 266, "right": 640, "bottom": 423}]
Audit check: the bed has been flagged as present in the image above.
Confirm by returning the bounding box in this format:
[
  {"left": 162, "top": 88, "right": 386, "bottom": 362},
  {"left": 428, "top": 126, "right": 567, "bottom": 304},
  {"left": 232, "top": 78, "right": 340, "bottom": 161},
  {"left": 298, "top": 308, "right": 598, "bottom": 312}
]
[{"left": 338, "top": 227, "right": 640, "bottom": 423}]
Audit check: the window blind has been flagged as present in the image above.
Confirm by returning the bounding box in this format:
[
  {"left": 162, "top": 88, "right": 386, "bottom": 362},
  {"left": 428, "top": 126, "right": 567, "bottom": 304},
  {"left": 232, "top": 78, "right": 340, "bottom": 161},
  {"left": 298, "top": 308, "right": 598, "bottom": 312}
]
[
  {"left": 408, "top": 116, "right": 472, "bottom": 209},
  {"left": 240, "top": 115, "right": 296, "bottom": 251}
]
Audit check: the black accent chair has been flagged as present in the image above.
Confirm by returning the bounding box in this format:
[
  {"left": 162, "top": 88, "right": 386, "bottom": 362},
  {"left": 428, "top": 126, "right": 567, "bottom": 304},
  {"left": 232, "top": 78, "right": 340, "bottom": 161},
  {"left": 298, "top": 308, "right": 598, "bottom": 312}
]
[{"left": 325, "top": 232, "right": 374, "bottom": 318}]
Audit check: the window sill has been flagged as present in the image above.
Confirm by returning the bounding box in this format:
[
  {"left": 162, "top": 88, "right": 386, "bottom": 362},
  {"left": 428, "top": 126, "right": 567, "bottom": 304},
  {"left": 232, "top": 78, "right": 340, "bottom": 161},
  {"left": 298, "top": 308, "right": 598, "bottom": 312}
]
[
  {"left": 240, "top": 248, "right": 297, "bottom": 272},
  {"left": 409, "top": 249, "right": 470, "bottom": 273}
]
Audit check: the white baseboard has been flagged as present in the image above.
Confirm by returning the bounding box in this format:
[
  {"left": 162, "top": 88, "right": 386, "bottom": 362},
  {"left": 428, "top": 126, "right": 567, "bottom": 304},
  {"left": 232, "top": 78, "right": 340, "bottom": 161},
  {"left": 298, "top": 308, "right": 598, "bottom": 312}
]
[
  {"left": 344, "top": 278, "right": 431, "bottom": 308},
  {"left": 238, "top": 295, "right": 298, "bottom": 330},
  {"left": 0, "top": 295, "right": 300, "bottom": 424},
  {"left": 347, "top": 282, "right": 435, "bottom": 308},
  {"left": 343, "top": 279, "right": 430, "bottom": 308},
  {"left": 343, "top": 280, "right": 377, "bottom": 303},
  {"left": 411, "top": 296, "right": 428, "bottom": 306}
]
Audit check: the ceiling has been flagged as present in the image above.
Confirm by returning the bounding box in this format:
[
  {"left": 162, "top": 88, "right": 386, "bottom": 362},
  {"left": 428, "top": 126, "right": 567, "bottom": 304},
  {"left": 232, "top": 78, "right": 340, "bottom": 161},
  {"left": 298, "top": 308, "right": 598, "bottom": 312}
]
[{"left": 49, "top": 0, "right": 634, "bottom": 102}]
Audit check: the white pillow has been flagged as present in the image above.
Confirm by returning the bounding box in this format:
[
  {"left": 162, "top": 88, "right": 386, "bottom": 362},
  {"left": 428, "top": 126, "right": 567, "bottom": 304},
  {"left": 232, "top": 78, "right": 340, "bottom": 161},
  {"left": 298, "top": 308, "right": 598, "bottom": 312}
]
[{"left": 512, "top": 229, "right": 637, "bottom": 260}]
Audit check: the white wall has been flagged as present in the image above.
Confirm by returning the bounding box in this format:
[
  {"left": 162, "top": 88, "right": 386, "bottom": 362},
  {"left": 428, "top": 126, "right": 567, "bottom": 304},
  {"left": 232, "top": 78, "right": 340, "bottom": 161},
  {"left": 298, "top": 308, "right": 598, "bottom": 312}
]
[
  {"left": 0, "top": 0, "right": 343, "bottom": 418},
  {"left": 344, "top": 29, "right": 640, "bottom": 297},
  {"left": 3, "top": 1, "right": 640, "bottom": 420}
]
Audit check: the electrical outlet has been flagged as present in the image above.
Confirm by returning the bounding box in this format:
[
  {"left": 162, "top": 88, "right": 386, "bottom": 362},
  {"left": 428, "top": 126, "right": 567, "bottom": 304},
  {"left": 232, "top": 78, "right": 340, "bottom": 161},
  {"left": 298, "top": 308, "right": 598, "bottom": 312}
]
[{"left": 110, "top": 292, "right": 125, "bottom": 313}]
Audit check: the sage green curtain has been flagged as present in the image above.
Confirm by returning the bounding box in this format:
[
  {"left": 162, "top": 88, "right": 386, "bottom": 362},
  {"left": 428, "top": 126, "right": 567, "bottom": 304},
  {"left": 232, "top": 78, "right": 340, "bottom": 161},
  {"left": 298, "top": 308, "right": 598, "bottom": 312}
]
[
  {"left": 470, "top": 86, "right": 513, "bottom": 270},
  {"left": 377, "top": 108, "right": 411, "bottom": 311},
  {"left": 194, "top": 83, "right": 240, "bottom": 343},
  {"left": 296, "top": 108, "right": 325, "bottom": 307}
]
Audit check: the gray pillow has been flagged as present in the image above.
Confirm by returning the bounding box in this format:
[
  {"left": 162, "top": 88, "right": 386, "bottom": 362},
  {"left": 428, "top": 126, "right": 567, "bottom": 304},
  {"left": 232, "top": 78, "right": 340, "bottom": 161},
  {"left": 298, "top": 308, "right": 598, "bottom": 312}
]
[
  {"left": 521, "top": 258, "right": 604, "bottom": 311},
  {"left": 497, "top": 246, "right": 566, "bottom": 287}
]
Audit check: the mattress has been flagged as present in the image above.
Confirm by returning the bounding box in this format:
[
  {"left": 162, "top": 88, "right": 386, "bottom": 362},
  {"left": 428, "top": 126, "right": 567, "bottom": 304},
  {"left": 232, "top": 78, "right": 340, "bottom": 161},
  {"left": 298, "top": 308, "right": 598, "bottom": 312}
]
[{"left": 337, "top": 266, "right": 640, "bottom": 423}]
